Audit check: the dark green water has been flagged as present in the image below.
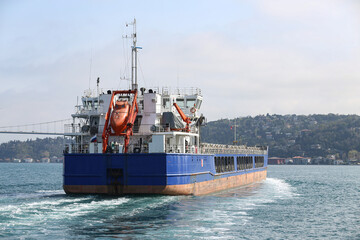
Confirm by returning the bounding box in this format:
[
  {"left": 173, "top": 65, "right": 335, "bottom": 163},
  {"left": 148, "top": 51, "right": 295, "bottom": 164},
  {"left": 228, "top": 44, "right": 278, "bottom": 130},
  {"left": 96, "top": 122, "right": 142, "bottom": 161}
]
[{"left": 0, "top": 164, "right": 359, "bottom": 239}]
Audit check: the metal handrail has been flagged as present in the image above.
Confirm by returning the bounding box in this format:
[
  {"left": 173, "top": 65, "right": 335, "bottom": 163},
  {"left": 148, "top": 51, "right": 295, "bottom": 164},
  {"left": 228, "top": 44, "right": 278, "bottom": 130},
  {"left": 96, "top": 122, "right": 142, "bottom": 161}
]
[{"left": 200, "top": 143, "right": 267, "bottom": 155}]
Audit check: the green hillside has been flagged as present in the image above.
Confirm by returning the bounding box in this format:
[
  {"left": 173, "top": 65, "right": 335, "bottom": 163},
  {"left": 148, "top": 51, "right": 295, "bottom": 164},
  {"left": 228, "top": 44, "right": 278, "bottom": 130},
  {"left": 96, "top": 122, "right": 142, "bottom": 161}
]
[
  {"left": 1, "top": 114, "right": 360, "bottom": 160},
  {"left": 0, "top": 137, "right": 63, "bottom": 160},
  {"left": 201, "top": 114, "right": 360, "bottom": 159}
]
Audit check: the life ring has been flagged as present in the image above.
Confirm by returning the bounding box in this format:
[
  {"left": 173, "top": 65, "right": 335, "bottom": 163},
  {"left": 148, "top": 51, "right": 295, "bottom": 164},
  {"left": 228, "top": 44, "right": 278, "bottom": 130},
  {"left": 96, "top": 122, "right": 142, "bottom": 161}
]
[{"left": 190, "top": 107, "right": 196, "bottom": 113}]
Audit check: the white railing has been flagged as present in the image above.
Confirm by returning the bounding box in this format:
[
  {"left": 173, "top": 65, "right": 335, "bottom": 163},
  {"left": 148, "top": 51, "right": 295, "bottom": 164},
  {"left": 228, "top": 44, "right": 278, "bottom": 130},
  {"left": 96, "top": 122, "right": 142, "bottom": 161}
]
[
  {"left": 74, "top": 105, "right": 104, "bottom": 116},
  {"left": 164, "top": 145, "right": 198, "bottom": 154},
  {"left": 146, "top": 87, "right": 202, "bottom": 96},
  {"left": 200, "top": 143, "right": 267, "bottom": 155},
  {"left": 139, "top": 124, "right": 198, "bottom": 134},
  {"left": 64, "top": 142, "right": 105, "bottom": 154},
  {"left": 64, "top": 143, "right": 89, "bottom": 154},
  {"left": 64, "top": 124, "right": 81, "bottom": 134}
]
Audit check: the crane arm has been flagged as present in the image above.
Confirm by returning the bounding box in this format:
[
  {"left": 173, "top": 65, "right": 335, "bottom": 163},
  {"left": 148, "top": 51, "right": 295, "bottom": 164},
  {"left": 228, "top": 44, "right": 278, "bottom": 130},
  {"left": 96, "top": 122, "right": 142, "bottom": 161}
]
[{"left": 173, "top": 102, "right": 191, "bottom": 132}]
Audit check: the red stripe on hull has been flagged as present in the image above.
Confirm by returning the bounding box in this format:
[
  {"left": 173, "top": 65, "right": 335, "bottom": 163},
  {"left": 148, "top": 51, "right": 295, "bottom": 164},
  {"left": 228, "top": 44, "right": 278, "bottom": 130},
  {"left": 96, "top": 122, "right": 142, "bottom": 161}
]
[{"left": 64, "top": 169, "right": 267, "bottom": 196}]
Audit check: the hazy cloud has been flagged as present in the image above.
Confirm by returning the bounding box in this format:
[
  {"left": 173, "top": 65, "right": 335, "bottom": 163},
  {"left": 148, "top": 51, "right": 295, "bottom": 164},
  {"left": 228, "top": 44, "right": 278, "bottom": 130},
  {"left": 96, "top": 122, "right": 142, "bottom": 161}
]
[{"left": 0, "top": 0, "right": 359, "bottom": 143}]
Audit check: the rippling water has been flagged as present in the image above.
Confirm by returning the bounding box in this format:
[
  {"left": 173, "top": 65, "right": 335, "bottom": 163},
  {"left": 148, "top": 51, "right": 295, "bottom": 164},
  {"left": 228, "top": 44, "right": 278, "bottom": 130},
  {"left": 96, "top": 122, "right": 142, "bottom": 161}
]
[{"left": 0, "top": 163, "right": 359, "bottom": 239}]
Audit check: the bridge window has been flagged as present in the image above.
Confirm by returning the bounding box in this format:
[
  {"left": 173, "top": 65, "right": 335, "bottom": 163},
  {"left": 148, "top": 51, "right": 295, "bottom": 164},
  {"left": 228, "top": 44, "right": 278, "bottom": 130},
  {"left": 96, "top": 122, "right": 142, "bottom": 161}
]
[
  {"left": 162, "top": 98, "right": 170, "bottom": 108},
  {"left": 176, "top": 98, "right": 185, "bottom": 108},
  {"left": 186, "top": 98, "right": 196, "bottom": 108}
]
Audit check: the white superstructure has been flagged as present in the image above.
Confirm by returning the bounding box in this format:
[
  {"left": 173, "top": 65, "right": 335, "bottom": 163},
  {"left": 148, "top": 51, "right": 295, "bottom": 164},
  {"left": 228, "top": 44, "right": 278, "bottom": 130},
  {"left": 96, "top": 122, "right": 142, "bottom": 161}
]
[{"left": 64, "top": 86, "right": 205, "bottom": 154}]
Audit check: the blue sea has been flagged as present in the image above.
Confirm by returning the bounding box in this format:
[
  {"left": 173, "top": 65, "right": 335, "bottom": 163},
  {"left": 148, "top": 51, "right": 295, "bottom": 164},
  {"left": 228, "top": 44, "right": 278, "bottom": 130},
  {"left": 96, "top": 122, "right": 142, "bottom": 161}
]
[{"left": 0, "top": 164, "right": 358, "bottom": 239}]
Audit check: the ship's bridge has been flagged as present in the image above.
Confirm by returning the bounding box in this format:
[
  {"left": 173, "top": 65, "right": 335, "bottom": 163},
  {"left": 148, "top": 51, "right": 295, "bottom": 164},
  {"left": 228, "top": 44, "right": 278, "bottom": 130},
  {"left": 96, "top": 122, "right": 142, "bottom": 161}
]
[{"left": 155, "top": 87, "right": 203, "bottom": 116}]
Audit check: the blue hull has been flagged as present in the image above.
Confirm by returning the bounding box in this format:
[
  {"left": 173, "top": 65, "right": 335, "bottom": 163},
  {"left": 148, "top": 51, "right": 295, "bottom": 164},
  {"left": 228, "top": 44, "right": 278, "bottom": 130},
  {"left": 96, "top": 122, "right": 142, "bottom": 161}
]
[{"left": 63, "top": 153, "right": 268, "bottom": 195}]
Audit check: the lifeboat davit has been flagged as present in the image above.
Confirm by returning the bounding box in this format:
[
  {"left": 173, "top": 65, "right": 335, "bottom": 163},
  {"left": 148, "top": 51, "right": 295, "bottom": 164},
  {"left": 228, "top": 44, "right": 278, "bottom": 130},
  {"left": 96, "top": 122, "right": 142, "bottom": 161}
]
[{"left": 110, "top": 100, "right": 130, "bottom": 134}]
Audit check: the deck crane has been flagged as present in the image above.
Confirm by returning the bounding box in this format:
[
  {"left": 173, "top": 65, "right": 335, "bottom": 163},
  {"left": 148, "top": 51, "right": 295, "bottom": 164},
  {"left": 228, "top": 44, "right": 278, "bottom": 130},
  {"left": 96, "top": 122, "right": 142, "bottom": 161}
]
[{"left": 173, "top": 102, "right": 191, "bottom": 132}]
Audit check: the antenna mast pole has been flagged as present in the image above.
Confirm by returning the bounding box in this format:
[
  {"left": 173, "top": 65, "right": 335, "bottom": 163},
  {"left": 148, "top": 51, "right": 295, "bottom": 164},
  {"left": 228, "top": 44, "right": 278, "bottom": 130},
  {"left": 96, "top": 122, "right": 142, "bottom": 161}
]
[
  {"left": 125, "top": 18, "right": 141, "bottom": 90},
  {"left": 233, "top": 119, "right": 239, "bottom": 145},
  {"left": 234, "top": 119, "right": 236, "bottom": 144}
]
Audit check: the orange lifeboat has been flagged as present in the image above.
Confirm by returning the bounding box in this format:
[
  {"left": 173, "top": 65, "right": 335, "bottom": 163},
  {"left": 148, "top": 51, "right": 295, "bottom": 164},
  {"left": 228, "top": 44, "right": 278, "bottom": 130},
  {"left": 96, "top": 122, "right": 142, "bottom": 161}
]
[{"left": 110, "top": 100, "right": 130, "bottom": 134}]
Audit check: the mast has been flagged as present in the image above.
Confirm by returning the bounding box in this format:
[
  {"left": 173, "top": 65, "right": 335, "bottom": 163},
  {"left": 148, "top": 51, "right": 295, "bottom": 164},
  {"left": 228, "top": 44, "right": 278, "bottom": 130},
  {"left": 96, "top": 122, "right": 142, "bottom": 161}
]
[
  {"left": 125, "top": 18, "right": 141, "bottom": 90},
  {"left": 233, "top": 119, "right": 239, "bottom": 145}
]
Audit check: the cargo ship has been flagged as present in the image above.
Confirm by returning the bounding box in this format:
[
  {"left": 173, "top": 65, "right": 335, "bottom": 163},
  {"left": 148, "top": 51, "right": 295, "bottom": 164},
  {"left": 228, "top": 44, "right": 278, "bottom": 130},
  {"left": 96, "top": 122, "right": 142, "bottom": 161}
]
[{"left": 63, "top": 19, "right": 268, "bottom": 195}]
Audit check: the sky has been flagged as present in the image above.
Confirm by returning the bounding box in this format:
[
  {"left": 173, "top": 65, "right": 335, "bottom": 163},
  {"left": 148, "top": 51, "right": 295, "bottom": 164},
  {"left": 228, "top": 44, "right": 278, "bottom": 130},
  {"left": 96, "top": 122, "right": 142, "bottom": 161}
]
[{"left": 0, "top": 0, "right": 360, "bottom": 142}]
